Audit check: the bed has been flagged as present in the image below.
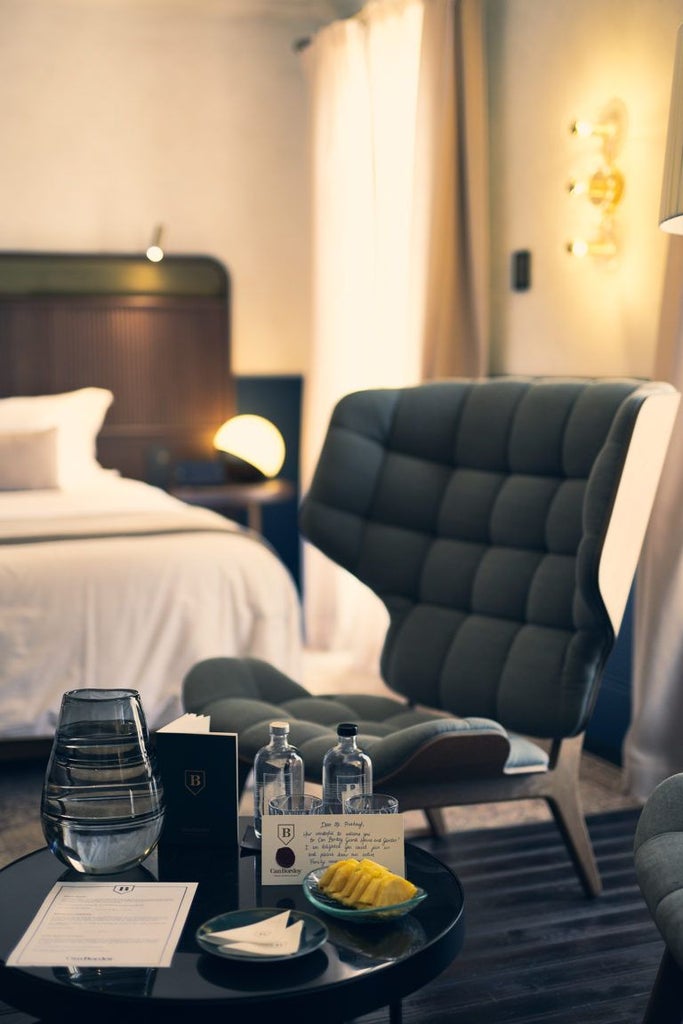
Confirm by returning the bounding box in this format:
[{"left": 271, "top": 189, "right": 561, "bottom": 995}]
[{"left": 0, "top": 252, "right": 303, "bottom": 755}]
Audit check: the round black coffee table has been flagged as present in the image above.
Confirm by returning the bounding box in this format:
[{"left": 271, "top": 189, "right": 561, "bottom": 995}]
[{"left": 0, "top": 840, "right": 464, "bottom": 1023}]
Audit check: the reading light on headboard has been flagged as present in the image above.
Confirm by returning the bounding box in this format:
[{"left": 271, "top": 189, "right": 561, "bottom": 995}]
[
  {"left": 146, "top": 224, "right": 165, "bottom": 262},
  {"left": 213, "top": 414, "right": 286, "bottom": 482}
]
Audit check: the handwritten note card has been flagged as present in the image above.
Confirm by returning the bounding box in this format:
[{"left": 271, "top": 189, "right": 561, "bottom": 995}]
[{"left": 260, "top": 814, "right": 404, "bottom": 885}]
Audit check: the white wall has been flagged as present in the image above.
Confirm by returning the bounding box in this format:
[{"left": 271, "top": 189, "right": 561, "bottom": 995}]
[
  {"left": 487, "top": 0, "right": 683, "bottom": 378},
  {"left": 3, "top": 0, "right": 683, "bottom": 380},
  {"left": 0, "top": 0, "right": 327, "bottom": 375}
]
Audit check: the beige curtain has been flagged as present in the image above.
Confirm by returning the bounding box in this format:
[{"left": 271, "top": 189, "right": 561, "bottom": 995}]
[
  {"left": 623, "top": 234, "right": 683, "bottom": 800},
  {"left": 414, "top": 0, "right": 489, "bottom": 379},
  {"left": 300, "top": 0, "right": 488, "bottom": 673}
]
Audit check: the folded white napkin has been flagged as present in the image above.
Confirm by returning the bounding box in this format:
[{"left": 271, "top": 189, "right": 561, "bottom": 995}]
[{"left": 206, "top": 911, "right": 303, "bottom": 956}]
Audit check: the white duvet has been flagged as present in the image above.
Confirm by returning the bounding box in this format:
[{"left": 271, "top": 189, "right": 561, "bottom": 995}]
[{"left": 0, "top": 476, "right": 303, "bottom": 738}]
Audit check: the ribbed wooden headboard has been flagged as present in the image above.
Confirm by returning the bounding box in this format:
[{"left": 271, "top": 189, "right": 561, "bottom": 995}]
[{"left": 0, "top": 252, "right": 234, "bottom": 483}]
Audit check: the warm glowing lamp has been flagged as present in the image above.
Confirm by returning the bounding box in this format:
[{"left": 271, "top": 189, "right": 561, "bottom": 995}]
[
  {"left": 212, "top": 415, "right": 286, "bottom": 482},
  {"left": 565, "top": 234, "right": 618, "bottom": 260},
  {"left": 569, "top": 100, "right": 626, "bottom": 158},
  {"left": 570, "top": 117, "right": 618, "bottom": 142},
  {"left": 660, "top": 24, "right": 683, "bottom": 234},
  {"left": 568, "top": 167, "right": 625, "bottom": 213},
  {"left": 567, "top": 99, "right": 626, "bottom": 260},
  {"left": 146, "top": 224, "right": 165, "bottom": 262}
]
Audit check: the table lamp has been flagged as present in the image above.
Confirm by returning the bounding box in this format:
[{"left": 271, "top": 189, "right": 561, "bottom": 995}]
[{"left": 212, "top": 414, "right": 286, "bottom": 483}]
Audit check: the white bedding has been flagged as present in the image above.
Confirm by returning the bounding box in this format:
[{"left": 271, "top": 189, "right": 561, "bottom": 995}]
[{"left": 0, "top": 476, "right": 303, "bottom": 738}]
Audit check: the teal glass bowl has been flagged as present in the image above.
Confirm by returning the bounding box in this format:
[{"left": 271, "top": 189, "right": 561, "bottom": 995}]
[{"left": 302, "top": 869, "right": 427, "bottom": 923}]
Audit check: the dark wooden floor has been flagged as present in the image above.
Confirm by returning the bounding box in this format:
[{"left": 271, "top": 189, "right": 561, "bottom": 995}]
[{"left": 355, "top": 808, "right": 662, "bottom": 1023}]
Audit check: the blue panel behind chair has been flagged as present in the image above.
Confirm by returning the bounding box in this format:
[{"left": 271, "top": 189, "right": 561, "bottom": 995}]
[
  {"left": 584, "top": 585, "right": 634, "bottom": 766},
  {"left": 235, "top": 375, "right": 302, "bottom": 592}
]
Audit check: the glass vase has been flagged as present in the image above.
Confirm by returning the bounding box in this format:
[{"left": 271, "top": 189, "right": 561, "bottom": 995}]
[{"left": 41, "top": 688, "right": 165, "bottom": 874}]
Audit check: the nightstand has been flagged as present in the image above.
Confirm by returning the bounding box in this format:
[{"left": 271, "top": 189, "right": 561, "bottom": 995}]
[{"left": 170, "top": 479, "right": 297, "bottom": 534}]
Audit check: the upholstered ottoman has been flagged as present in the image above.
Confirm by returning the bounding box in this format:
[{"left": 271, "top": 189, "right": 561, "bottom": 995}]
[
  {"left": 634, "top": 773, "right": 683, "bottom": 1023},
  {"left": 181, "top": 655, "right": 547, "bottom": 800}
]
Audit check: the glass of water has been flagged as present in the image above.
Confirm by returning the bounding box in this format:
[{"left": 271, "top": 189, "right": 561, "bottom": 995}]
[
  {"left": 41, "top": 688, "right": 165, "bottom": 874},
  {"left": 343, "top": 793, "right": 399, "bottom": 814},
  {"left": 268, "top": 793, "right": 323, "bottom": 815}
]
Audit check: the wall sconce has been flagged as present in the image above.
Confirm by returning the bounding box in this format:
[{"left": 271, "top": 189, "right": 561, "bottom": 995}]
[
  {"left": 146, "top": 224, "right": 165, "bottom": 263},
  {"left": 567, "top": 166, "right": 625, "bottom": 213},
  {"left": 567, "top": 99, "right": 626, "bottom": 259},
  {"left": 213, "top": 414, "right": 286, "bottom": 482},
  {"left": 566, "top": 225, "right": 618, "bottom": 260}
]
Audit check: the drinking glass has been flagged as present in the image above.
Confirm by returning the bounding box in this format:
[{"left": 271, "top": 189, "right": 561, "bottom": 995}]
[
  {"left": 268, "top": 794, "right": 323, "bottom": 815},
  {"left": 41, "top": 688, "right": 165, "bottom": 874},
  {"left": 313, "top": 799, "right": 345, "bottom": 815},
  {"left": 343, "top": 793, "right": 399, "bottom": 814}
]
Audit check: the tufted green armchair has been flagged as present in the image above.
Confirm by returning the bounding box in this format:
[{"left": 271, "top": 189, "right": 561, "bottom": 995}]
[{"left": 182, "top": 377, "right": 678, "bottom": 898}]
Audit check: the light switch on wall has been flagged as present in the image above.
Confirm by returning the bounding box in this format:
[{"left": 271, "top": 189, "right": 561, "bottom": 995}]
[{"left": 511, "top": 250, "right": 531, "bottom": 291}]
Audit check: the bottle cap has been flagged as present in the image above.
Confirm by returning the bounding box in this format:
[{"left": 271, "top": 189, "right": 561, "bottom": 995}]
[
  {"left": 270, "top": 721, "right": 290, "bottom": 734},
  {"left": 337, "top": 723, "right": 358, "bottom": 736}
]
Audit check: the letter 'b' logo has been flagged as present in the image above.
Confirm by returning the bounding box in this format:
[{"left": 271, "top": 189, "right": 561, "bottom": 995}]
[
  {"left": 277, "top": 824, "right": 295, "bottom": 845},
  {"left": 185, "top": 769, "right": 206, "bottom": 795}
]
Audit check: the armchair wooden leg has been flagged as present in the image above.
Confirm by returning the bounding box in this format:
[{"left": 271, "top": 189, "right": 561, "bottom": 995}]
[
  {"left": 547, "top": 792, "right": 601, "bottom": 898},
  {"left": 544, "top": 735, "right": 602, "bottom": 898},
  {"left": 386, "top": 734, "right": 601, "bottom": 897},
  {"left": 424, "top": 807, "right": 447, "bottom": 837}
]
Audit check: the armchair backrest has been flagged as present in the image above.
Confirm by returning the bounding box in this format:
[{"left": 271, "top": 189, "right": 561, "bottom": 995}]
[{"left": 300, "top": 377, "right": 678, "bottom": 739}]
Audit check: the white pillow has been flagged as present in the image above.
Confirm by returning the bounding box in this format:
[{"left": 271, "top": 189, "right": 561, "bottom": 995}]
[
  {"left": 0, "top": 388, "right": 113, "bottom": 488},
  {"left": 0, "top": 428, "right": 59, "bottom": 490}
]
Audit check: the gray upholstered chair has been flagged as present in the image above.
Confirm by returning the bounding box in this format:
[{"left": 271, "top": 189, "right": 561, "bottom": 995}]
[
  {"left": 634, "top": 773, "right": 683, "bottom": 1023},
  {"left": 182, "top": 377, "right": 678, "bottom": 898}
]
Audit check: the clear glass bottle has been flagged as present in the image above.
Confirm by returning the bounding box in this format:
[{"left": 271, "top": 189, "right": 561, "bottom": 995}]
[
  {"left": 322, "top": 723, "right": 373, "bottom": 808},
  {"left": 252, "top": 721, "right": 304, "bottom": 838}
]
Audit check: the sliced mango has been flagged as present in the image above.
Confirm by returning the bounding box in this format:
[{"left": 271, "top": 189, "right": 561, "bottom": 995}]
[
  {"left": 336, "top": 867, "right": 367, "bottom": 905},
  {"left": 374, "top": 875, "right": 418, "bottom": 906},
  {"left": 354, "top": 875, "right": 384, "bottom": 907},
  {"left": 318, "top": 858, "right": 357, "bottom": 890},
  {"left": 326, "top": 861, "right": 362, "bottom": 897},
  {"left": 317, "top": 856, "right": 418, "bottom": 909}
]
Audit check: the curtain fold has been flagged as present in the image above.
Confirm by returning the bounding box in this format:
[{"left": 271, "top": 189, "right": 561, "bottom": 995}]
[
  {"left": 623, "top": 233, "right": 683, "bottom": 800},
  {"left": 415, "top": 0, "right": 489, "bottom": 379},
  {"left": 300, "top": 0, "right": 488, "bottom": 672}
]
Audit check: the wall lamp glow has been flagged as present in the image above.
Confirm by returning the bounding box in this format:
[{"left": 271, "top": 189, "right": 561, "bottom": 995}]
[
  {"left": 570, "top": 99, "right": 626, "bottom": 158},
  {"left": 567, "top": 166, "right": 625, "bottom": 214},
  {"left": 567, "top": 99, "right": 626, "bottom": 260},
  {"left": 570, "top": 118, "right": 618, "bottom": 143},
  {"left": 146, "top": 224, "right": 165, "bottom": 262},
  {"left": 566, "top": 229, "right": 618, "bottom": 260},
  {"left": 213, "top": 414, "right": 286, "bottom": 482}
]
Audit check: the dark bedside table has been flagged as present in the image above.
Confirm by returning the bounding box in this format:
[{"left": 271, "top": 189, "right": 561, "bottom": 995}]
[{"left": 170, "top": 479, "right": 297, "bottom": 534}]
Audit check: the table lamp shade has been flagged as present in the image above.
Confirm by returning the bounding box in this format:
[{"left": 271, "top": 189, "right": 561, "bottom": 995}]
[
  {"left": 212, "top": 415, "right": 286, "bottom": 479},
  {"left": 661, "top": 24, "right": 683, "bottom": 233}
]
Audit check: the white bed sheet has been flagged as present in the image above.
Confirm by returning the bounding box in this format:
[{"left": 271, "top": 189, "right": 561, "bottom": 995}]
[{"left": 0, "top": 476, "right": 303, "bottom": 738}]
